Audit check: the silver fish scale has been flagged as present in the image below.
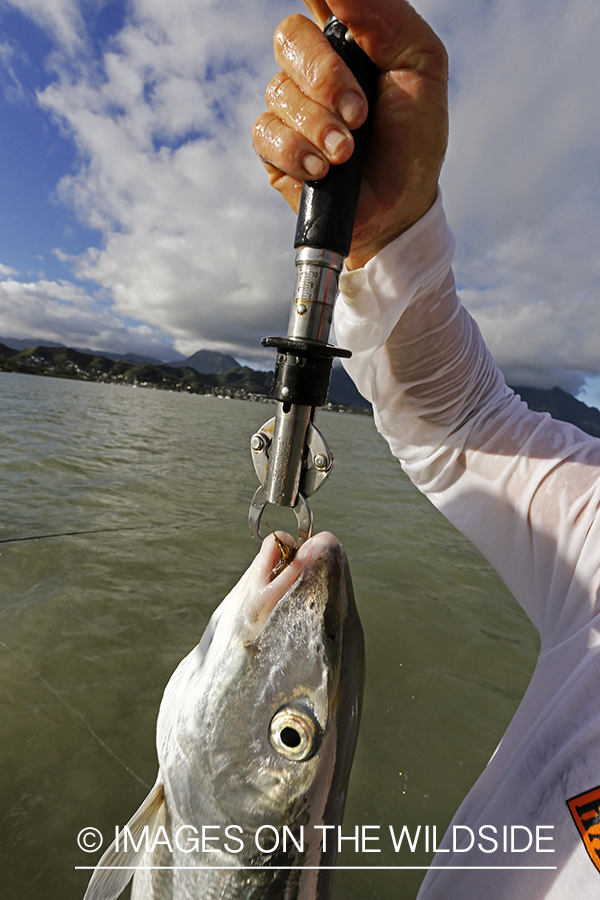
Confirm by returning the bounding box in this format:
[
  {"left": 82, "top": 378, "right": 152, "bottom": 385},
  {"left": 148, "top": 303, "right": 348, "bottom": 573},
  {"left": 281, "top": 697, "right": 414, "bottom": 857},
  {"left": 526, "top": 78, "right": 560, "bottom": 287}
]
[
  {"left": 130, "top": 841, "right": 173, "bottom": 900},
  {"left": 169, "top": 865, "right": 299, "bottom": 900},
  {"left": 130, "top": 865, "right": 173, "bottom": 900}
]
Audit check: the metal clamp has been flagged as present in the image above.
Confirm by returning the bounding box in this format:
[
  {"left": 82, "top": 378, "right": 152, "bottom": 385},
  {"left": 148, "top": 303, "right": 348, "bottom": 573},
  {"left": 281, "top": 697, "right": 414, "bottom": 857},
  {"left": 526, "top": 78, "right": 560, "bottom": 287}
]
[
  {"left": 249, "top": 486, "right": 313, "bottom": 547},
  {"left": 250, "top": 417, "right": 334, "bottom": 498},
  {"left": 248, "top": 417, "right": 333, "bottom": 546}
]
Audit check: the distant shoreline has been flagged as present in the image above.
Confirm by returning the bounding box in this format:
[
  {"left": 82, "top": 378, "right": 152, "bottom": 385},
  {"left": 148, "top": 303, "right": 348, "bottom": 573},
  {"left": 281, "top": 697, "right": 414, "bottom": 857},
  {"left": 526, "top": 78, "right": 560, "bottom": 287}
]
[
  {"left": 4, "top": 344, "right": 600, "bottom": 433},
  {"left": 0, "top": 354, "right": 373, "bottom": 417}
]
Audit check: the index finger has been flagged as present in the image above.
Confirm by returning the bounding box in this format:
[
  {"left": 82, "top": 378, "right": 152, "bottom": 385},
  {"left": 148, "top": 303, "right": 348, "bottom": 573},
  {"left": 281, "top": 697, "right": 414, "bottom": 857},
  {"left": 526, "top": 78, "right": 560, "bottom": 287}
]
[
  {"left": 304, "top": 0, "right": 447, "bottom": 80},
  {"left": 274, "top": 15, "right": 370, "bottom": 130}
]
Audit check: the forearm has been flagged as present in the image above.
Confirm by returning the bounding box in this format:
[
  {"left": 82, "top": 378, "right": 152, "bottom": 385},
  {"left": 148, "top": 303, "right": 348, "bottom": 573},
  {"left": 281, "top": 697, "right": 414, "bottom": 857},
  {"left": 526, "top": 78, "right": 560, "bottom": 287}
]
[
  {"left": 335, "top": 192, "right": 508, "bottom": 482},
  {"left": 334, "top": 194, "right": 600, "bottom": 641}
]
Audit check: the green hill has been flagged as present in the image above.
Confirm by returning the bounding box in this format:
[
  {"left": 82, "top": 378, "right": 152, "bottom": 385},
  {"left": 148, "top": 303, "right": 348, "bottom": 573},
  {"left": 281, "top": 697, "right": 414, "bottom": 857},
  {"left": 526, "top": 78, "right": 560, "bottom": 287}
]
[
  {"left": 3, "top": 342, "right": 600, "bottom": 433},
  {"left": 175, "top": 349, "right": 241, "bottom": 374},
  {"left": 0, "top": 344, "right": 274, "bottom": 399}
]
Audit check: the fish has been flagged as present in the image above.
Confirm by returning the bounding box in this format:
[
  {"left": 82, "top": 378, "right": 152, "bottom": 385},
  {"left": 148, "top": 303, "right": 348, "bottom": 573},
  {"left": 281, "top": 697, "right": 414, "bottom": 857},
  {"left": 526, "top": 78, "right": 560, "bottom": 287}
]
[{"left": 83, "top": 530, "right": 364, "bottom": 900}]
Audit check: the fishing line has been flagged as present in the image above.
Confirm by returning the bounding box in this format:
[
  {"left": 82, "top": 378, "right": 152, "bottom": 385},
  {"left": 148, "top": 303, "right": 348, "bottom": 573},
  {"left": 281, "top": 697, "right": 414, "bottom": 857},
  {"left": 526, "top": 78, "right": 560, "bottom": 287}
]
[
  {"left": 0, "top": 525, "right": 152, "bottom": 544},
  {"left": 0, "top": 522, "right": 187, "bottom": 544},
  {"left": 0, "top": 640, "right": 151, "bottom": 790}
]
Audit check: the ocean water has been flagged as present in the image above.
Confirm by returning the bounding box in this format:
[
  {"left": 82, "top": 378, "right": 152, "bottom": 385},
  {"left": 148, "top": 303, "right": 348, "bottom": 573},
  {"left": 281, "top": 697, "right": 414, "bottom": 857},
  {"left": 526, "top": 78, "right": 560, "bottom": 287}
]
[{"left": 0, "top": 372, "right": 540, "bottom": 900}]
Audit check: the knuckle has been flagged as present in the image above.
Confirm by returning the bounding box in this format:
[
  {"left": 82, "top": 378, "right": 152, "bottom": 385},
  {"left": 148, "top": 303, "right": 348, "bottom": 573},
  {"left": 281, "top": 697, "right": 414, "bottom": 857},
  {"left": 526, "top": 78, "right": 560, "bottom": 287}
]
[
  {"left": 251, "top": 113, "right": 278, "bottom": 152},
  {"left": 265, "top": 72, "right": 288, "bottom": 107},
  {"left": 251, "top": 113, "right": 268, "bottom": 141},
  {"left": 271, "top": 14, "right": 357, "bottom": 114},
  {"left": 437, "top": 42, "right": 450, "bottom": 78},
  {"left": 273, "top": 14, "right": 308, "bottom": 61},
  {"left": 423, "top": 31, "right": 449, "bottom": 82},
  {"left": 252, "top": 113, "right": 314, "bottom": 180},
  {"left": 305, "top": 52, "right": 357, "bottom": 111}
]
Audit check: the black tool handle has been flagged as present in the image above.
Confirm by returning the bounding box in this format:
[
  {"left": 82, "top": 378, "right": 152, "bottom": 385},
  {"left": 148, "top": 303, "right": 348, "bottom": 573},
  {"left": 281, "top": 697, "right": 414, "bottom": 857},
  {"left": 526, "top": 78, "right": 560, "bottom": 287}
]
[{"left": 294, "top": 17, "right": 379, "bottom": 257}]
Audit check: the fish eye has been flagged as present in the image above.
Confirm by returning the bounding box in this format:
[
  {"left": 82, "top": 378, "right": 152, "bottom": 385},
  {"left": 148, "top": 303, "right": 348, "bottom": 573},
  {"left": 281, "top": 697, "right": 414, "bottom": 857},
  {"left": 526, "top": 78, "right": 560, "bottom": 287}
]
[{"left": 269, "top": 706, "right": 319, "bottom": 761}]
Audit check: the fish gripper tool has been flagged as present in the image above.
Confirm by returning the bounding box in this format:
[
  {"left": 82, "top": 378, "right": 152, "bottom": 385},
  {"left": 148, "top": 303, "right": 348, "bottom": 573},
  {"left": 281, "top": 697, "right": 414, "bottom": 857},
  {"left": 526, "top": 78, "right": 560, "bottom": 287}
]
[{"left": 249, "top": 16, "right": 379, "bottom": 547}]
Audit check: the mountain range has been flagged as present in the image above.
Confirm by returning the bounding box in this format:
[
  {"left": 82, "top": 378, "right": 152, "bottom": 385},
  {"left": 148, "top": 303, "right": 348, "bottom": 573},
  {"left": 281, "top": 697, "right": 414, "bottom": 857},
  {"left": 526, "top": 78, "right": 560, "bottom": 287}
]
[
  {"left": 171, "top": 349, "right": 240, "bottom": 374},
  {"left": 2, "top": 336, "right": 600, "bottom": 435}
]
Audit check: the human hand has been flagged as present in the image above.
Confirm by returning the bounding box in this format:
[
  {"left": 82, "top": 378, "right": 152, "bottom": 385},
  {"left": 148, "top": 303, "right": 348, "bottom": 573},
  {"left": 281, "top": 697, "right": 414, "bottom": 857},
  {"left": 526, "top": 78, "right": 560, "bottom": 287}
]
[{"left": 252, "top": 0, "right": 449, "bottom": 269}]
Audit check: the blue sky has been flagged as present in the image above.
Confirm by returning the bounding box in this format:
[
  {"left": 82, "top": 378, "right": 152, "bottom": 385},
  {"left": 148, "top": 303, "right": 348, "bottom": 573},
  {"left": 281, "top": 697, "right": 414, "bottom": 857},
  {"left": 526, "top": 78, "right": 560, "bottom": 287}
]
[
  {"left": 2, "top": 0, "right": 600, "bottom": 405},
  {"left": 0, "top": 9, "right": 87, "bottom": 269}
]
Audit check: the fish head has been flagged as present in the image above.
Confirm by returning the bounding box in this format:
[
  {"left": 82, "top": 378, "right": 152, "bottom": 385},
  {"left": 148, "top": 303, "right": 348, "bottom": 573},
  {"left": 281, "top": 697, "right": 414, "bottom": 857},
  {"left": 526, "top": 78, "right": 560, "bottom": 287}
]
[{"left": 156, "top": 530, "right": 364, "bottom": 854}]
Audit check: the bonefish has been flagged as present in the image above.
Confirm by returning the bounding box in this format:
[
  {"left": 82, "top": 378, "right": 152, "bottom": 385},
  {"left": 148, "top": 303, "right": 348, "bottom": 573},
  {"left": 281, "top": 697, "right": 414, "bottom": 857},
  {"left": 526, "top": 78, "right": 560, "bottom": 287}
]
[{"left": 83, "top": 530, "right": 364, "bottom": 900}]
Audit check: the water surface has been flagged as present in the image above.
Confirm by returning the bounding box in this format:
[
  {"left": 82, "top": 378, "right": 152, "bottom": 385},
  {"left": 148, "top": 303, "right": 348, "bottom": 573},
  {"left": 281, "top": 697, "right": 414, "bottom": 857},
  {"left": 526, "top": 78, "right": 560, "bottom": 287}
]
[{"left": 0, "top": 372, "right": 539, "bottom": 899}]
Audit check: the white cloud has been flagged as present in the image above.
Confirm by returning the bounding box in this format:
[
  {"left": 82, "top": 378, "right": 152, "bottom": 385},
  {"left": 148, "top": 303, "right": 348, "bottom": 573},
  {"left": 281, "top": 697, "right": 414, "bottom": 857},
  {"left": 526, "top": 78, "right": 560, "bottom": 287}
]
[
  {"left": 4, "top": 0, "right": 84, "bottom": 49},
  {"left": 0, "top": 38, "right": 28, "bottom": 102},
  {"left": 3, "top": 0, "right": 600, "bottom": 388},
  {"left": 429, "top": 0, "right": 600, "bottom": 390},
  {"left": 0, "top": 271, "right": 179, "bottom": 357},
  {"left": 30, "top": 0, "right": 297, "bottom": 364},
  {"left": 455, "top": 187, "right": 600, "bottom": 391}
]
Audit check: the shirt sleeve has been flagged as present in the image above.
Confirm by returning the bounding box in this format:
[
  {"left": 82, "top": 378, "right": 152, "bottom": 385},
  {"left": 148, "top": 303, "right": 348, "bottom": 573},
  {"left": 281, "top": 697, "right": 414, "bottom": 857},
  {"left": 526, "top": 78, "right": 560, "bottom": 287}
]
[{"left": 333, "top": 192, "right": 600, "bottom": 647}]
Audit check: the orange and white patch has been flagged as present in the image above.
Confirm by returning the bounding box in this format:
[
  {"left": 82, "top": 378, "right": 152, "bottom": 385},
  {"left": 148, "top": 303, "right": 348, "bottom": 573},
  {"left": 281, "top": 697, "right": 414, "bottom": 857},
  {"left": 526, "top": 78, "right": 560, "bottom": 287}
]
[{"left": 567, "top": 785, "right": 600, "bottom": 874}]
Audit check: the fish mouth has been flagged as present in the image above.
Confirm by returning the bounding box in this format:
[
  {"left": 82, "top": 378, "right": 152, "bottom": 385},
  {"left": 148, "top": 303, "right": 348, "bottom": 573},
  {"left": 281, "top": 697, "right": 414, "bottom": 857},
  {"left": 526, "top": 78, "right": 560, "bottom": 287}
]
[
  {"left": 262, "top": 531, "right": 298, "bottom": 583},
  {"left": 241, "top": 531, "right": 341, "bottom": 645}
]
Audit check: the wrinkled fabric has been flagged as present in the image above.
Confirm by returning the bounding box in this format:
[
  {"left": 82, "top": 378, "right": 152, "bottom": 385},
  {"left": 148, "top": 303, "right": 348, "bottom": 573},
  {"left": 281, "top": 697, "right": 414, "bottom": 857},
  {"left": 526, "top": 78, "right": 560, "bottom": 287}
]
[{"left": 334, "top": 193, "right": 600, "bottom": 899}]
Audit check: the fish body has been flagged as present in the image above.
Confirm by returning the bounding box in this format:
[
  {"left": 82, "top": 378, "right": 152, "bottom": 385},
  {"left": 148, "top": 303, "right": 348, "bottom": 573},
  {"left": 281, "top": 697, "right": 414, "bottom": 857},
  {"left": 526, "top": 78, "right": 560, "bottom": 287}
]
[{"left": 84, "top": 531, "right": 364, "bottom": 900}]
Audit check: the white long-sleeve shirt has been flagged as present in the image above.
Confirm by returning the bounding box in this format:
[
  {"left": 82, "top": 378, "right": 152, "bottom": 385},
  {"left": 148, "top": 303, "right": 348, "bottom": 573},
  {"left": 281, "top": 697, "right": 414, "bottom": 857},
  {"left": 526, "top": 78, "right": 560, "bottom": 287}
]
[{"left": 334, "top": 193, "right": 600, "bottom": 899}]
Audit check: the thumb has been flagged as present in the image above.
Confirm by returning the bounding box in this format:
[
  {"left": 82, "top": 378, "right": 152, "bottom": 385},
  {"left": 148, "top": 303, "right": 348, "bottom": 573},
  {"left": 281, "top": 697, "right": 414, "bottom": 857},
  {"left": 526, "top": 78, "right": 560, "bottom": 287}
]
[{"left": 303, "top": 0, "right": 333, "bottom": 28}]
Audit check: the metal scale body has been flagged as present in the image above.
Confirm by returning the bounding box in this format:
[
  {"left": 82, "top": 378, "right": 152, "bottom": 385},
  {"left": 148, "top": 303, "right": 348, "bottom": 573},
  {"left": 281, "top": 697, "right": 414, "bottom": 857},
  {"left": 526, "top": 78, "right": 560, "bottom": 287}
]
[{"left": 249, "top": 17, "right": 378, "bottom": 545}]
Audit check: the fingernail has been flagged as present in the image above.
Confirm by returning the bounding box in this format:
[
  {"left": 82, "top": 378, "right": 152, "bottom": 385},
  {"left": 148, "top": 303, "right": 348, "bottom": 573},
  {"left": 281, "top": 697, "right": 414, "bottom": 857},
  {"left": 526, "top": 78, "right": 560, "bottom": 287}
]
[
  {"left": 303, "top": 153, "right": 326, "bottom": 177},
  {"left": 339, "top": 90, "right": 364, "bottom": 125},
  {"left": 324, "top": 128, "right": 348, "bottom": 157}
]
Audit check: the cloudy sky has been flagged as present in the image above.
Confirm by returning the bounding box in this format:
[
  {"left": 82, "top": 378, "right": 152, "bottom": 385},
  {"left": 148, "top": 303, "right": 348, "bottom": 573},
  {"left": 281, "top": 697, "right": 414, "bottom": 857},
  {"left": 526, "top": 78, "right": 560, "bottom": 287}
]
[{"left": 1, "top": 0, "right": 600, "bottom": 403}]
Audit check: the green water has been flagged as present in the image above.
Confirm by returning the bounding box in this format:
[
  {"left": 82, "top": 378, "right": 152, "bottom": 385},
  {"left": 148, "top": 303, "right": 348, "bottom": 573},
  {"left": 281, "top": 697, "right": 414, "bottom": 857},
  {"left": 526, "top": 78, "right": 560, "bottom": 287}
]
[{"left": 0, "top": 372, "right": 539, "bottom": 899}]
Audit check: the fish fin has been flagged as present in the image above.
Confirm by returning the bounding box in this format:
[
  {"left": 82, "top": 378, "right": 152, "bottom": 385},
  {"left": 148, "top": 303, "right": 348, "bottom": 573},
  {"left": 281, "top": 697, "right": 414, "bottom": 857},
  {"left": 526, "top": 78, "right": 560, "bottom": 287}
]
[{"left": 83, "top": 780, "right": 167, "bottom": 900}]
